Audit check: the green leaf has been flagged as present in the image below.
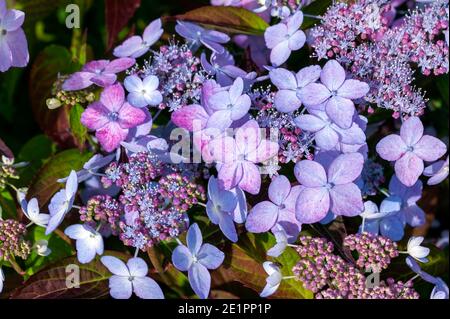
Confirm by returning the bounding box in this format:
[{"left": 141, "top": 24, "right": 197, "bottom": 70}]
[
  {"left": 27, "top": 149, "right": 92, "bottom": 207},
  {"left": 215, "top": 232, "right": 313, "bottom": 299},
  {"left": 29, "top": 45, "right": 80, "bottom": 147},
  {"left": 0, "top": 69, "right": 23, "bottom": 123},
  {"left": 23, "top": 226, "right": 74, "bottom": 279},
  {"left": 15, "top": 0, "right": 73, "bottom": 26},
  {"left": 10, "top": 251, "right": 128, "bottom": 299},
  {"left": 302, "top": 0, "right": 332, "bottom": 29},
  {"left": 0, "top": 190, "right": 18, "bottom": 220},
  {"left": 173, "top": 6, "right": 269, "bottom": 36},
  {"left": 69, "top": 104, "right": 88, "bottom": 148},
  {"left": 16, "top": 135, "right": 56, "bottom": 187}
]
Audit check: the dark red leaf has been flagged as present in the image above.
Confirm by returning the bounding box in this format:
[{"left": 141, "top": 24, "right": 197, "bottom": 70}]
[
  {"left": 0, "top": 138, "right": 13, "bottom": 158},
  {"left": 105, "top": 0, "right": 141, "bottom": 50}
]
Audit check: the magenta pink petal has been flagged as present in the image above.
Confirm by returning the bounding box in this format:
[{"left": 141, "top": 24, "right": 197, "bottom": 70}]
[
  {"left": 96, "top": 122, "right": 129, "bottom": 152},
  {"left": 238, "top": 161, "right": 261, "bottom": 195},
  {"left": 218, "top": 162, "right": 244, "bottom": 190},
  {"left": 172, "top": 104, "right": 209, "bottom": 132},
  {"left": 100, "top": 84, "right": 126, "bottom": 112},
  {"left": 80, "top": 102, "right": 110, "bottom": 130},
  {"left": 104, "top": 58, "right": 136, "bottom": 73},
  {"left": 118, "top": 103, "right": 147, "bottom": 129},
  {"left": 62, "top": 72, "right": 95, "bottom": 91}
]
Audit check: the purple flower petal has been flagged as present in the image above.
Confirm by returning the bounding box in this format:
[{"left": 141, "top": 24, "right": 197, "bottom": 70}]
[
  {"left": 274, "top": 90, "right": 302, "bottom": 112},
  {"left": 337, "top": 79, "right": 370, "bottom": 99},
  {"left": 188, "top": 262, "right": 211, "bottom": 299},
  {"left": 315, "top": 126, "right": 340, "bottom": 150},
  {"left": 101, "top": 256, "right": 130, "bottom": 276},
  {"left": 294, "top": 160, "right": 327, "bottom": 187},
  {"left": 270, "top": 41, "right": 290, "bottom": 66},
  {"left": 380, "top": 216, "right": 404, "bottom": 241},
  {"left": 329, "top": 183, "right": 364, "bottom": 217},
  {"left": 325, "top": 96, "right": 355, "bottom": 129},
  {"left": 268, "top": 175, "right": 291, "bottom": 206},
  {"left": 197, "top": 243, "right": 225, "bottom": 269},
  {"left": 96, "top": 122, "right": 129, "bottom": 152},
  {"left": 413, "top": 135, "right": 447, "bottom": 162},
  {"left": 288, "top": 30, "right": 306, "bottom": 51},
  {"left": 295, "top": 187, "right": 330, "bottom": 224},
  {"left": 133, "top": 277, "right": 164, "bottom": 299},
  {"left": 109, "top": 276, "right": 133, "bottom": 299},
  {"left": 127, "top": 257, "right": 148, "bottom": 277},
  {"left": 400, "top": 117, "right": 423, "bottom": 146},
  {"left": 298, "top": 83, "right": 331, "bottom": 106},
  {"left": 187, "top": 223, "right": 203, "bottom": 256},
  {"left": 6, "top": 29, "right": 28, "bottom": 68},
  {"left": 62, "top": 72, "right": 95, "bottom": 91},
  {"left": 395, "top": 152, "right": 424, "bottom": 187},
  {"left": 327, "top": 153, "right": 364, "bottom": 185},
  {"left": 376, "top": 134, "right": 407, "bottom": 161},
  {"left": 80, "top": 102, "right": 110, "bottom": 130},
  {"left": 238, "top": 161, "right": 261, "bottom": 195},
  {"left": 270, "top": 68, "right": 297, "bottom": 90},
  {"left": 294, "top": 114, "right": 326, "bottom": 132},
  {"left": 320, "top": 60, "right": 346, "bottom": 91},
  {"left": 296, "top": 65, "right": 321, "bottom": 88},
  {"left": 104, "top": 57, "right": 135, "bottom": 73},
  {"left": 172, "top": 245, "right": 193, "bottom": 272},
  {"left": 246, "top": 201, "right": 279, "bottom": 233},
  {"left": 264, "top": 23, "right": 287, "bottom": 48}
]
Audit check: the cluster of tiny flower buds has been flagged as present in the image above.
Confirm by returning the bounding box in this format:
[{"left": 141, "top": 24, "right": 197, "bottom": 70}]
[
  {"left": 292, "top": 235, "right": 418, "bottom": 299},
  {"left": 79, "top": 195, "right": 122, "bottom": 236},
  {"left": 253, "top": 91, "right": 314, "bottom": 163},
  {"left": 0, "top": 219, "right": 31, "bottom": 261},
  {"left": 130, "top": 41, "right": 207, "bottom": 112},
  {"left": 311, "top": 0, "right": 448, "bottom": 118},
  {"left": 344, "top": 233, "right": 399, "bottom": 270},
  {"left": 0, "top": 158, "right": 18, "bottom": 191},
  {"left": 100, "top": 152, "right": 205, "bottom": 250},
  {"left": 46, "top": 75, "right": 95, "bottom": 109}
]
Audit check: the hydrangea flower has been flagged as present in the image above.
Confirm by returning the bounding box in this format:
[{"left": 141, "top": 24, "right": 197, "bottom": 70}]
[
  {"left": 46, "top": 170, "right": 78, "bottom": 235},
  {"left": 20, "top": 197, "right": 50, "bottom": 227},
  {"left": 65, "top": 224, "right": 104, "bottom": 264},
  {"left": 260, "top": 261, "right": 282, "bottom": 297},
  {"left": 424, "top": 156, "right": 449, "bottom": 186},
  {"left": 34, "top": 240, "right": 51, "bottom": 257},
  {"left": 359, "top": 199, "right": 405, "bottom": 241},
  {"left": 209, "top": 119, "right": 279, "bottom": 194},
  {"left": 201, "top": 51, "right": 254, "bottom": 87},
  {"left": 206, "top": 176, "right": 238, "bottom": 242},
  {"left": 269, "top": 65, "right": 321, "bottom": 113},
  {"left": 81, "top": 84, "right": 147, "bottom": 152},
  {"left": 388, "top": 175, "right": 425, "bottom": 228},
  {"left": 113, "top": 18, "right": 163, "bottom": 58},
  {"left": 294, "top": 153, "right": 364, "bottom": 224},
  {"left": 406, "top": 257, "right": 449, "bottom": 299},
  {"left": 406, "top": 236, "right": 430, "bottom": 263},
  {"left": 294, "top": 110, "right": 366, "bottom": 151},
  {"left": 175, "top": 21, "right": 230, "bottom": 54},
  {"left": 298, "top": 60, "right": 370, "bottom": 129},
  {"left": 58, "top": 154, "right": 115, "bottom": 184},
  {"left": 376, "top": 116, "right": 447, "bottom": 187},
  {"left": 0, "top": 0, "right": 29, "bottom": 72},
  {"left": 101, "top": 256, "right": 164, "bottom": 299},
  {"left": 267, "top": 227, "right": 288, "bottom": 257},
  {"left": 62, "top": 58, "right": 135, "bottom": 91},
  {"left": 246, "top": 175, "right": 302, "bottom": 242},
  {"left": 264, "top": 11, "right": 306, "bottom": 66},
  {"left": 124, "top": 74, "right": 163, "bottom": 108},
  {"left": 208, "top": 78, "right": 251, "bottom": 130},
  {"left": 172, "top": 223, "right": 225, "bottom": 299}
]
